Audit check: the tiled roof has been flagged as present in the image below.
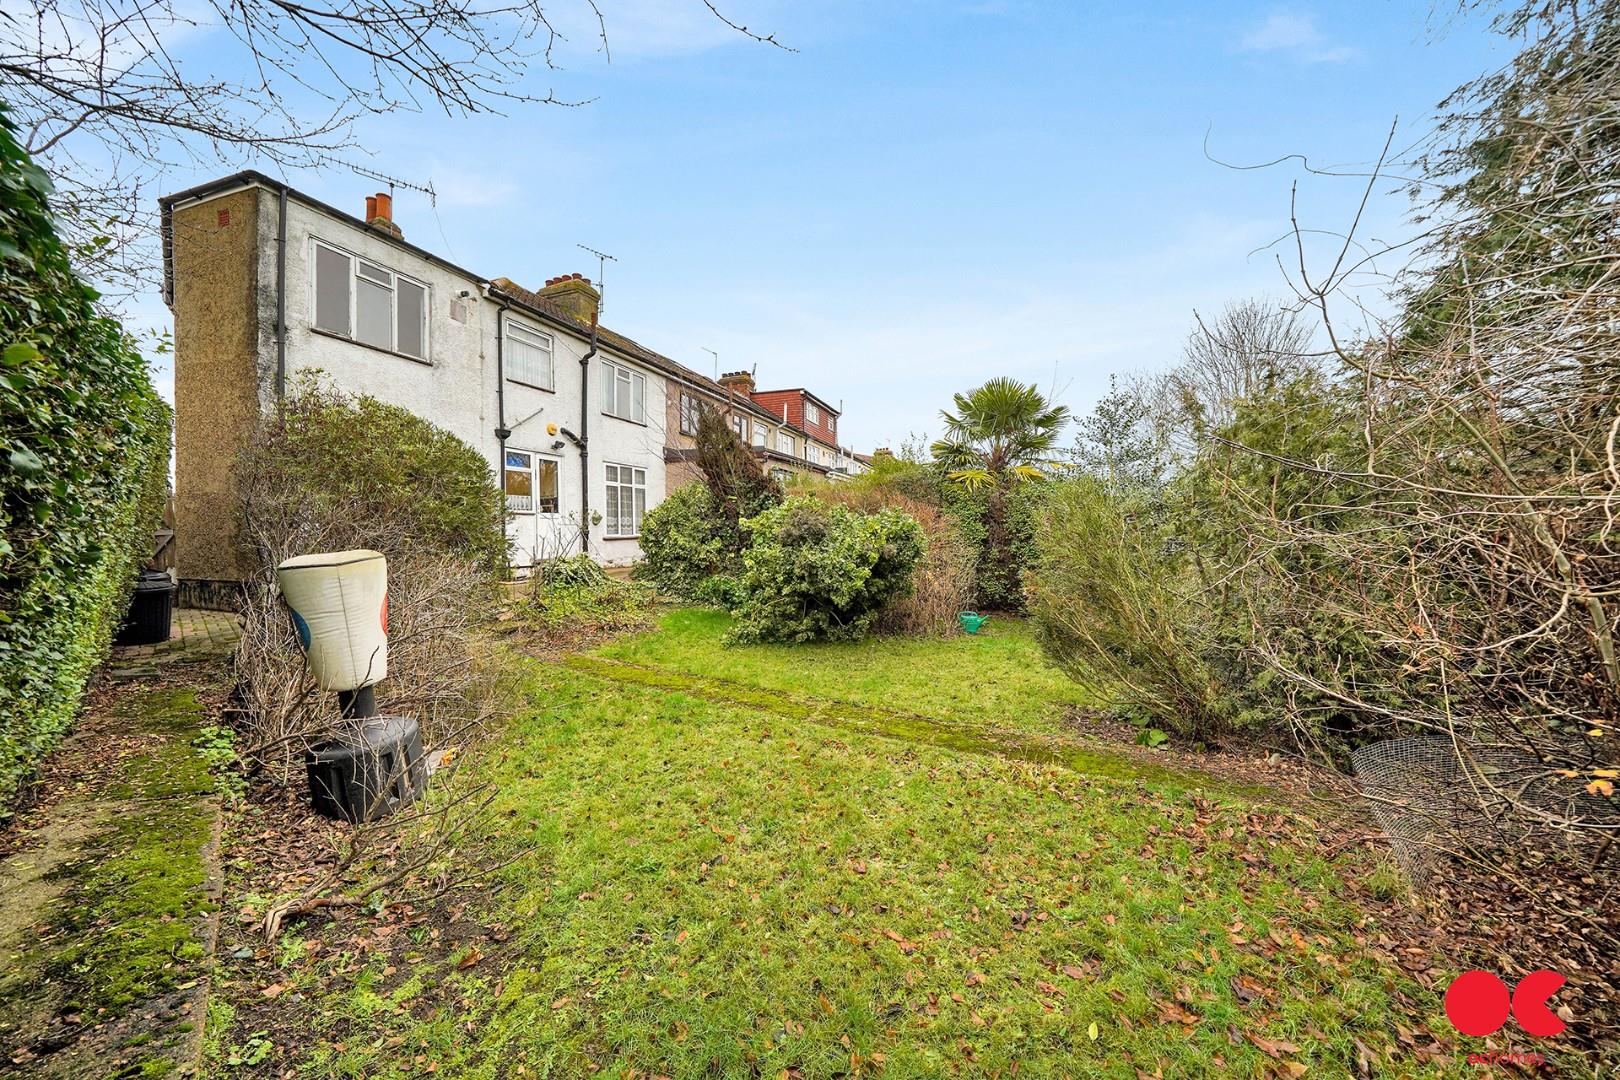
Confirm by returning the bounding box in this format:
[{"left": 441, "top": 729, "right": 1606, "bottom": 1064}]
[{"left": 487, "top": 278, "right": 786, "bottom": 427}]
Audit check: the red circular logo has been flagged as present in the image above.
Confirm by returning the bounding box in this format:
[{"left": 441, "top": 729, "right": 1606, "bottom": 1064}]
[{"left": 1445, "top": 970, "right": 1510, "bottom": 1037}]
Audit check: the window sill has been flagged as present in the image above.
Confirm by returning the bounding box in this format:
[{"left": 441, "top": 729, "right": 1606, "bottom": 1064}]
[
  {"left": 603, "top": 534, "right": 641, "bottom": 541},
  {"left": 602, "top": 411, "right": 649, "bottom": 427},
  {"left": 310, "top": 326, "right": 432, "bottom": 366},
  {"left": 508, "top": 379, "right": 555, "bottom": 394}
]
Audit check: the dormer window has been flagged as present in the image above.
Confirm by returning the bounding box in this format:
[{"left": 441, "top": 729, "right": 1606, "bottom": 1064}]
[{"left": 805, "top": 401, "right": 821, "bottom": 425}]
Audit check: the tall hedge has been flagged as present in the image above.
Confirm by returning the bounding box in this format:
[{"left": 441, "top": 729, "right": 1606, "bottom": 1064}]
[{"left": 0, "top": 105, "right": 172, "bottom": 808}]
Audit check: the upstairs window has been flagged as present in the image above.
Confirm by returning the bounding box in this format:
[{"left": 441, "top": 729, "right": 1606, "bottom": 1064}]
[
  {"left": 679, "top": 392, "right": 703, "bottom": 436},
  {"left": 731, "top": 415, "right": 746, "bottom": 440},
  {"left": 506, "top": 321, "right": 554, "bottom": 390},
  {"left": 777, "top": 431, "right": 795, "bottom": 455},
  {"left": 312, "top": 240, "right": 428, "bottom": 360},
  {"left": 751, "top": 425, "right": 767, "bottom": 447},
  {"left": 601, "top": 360, "right": 646, "bottom": 424},
  {"left": 827, "top": 416, "right": 836, "bottom": 437},
  {"left": 805, "top": 401, "right": 821, "bottom": 425}
]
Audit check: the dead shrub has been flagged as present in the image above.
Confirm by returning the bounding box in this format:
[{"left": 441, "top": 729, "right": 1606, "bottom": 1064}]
[{"left": 232, "top": 376, "right": 507, "bottom": 782}]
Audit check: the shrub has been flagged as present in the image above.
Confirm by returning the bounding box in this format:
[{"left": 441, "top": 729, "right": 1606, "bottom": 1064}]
[
  {"left": 942, "top": 480, "right": 1047, "bottom": 610},
  {"left": 728, "top": 497, "right": 925, "bottom": 644},
  {"left": 639, "top": 408, "right": 783, "bottom": 602},
  {"left": 1026, "top": 478, "right": 1236, "bottom": 740},
  {"left": 817, "top": 486, "right": 973, "bottom": 635},
  {"left": 634, "top": 482, "right": 737, "bottom": 600},
  {"left": 0, "top": 106, "right": 171, "bottom": 807},
  {"left": 233, "top": 376, "right": 506, "bottom": 777}
]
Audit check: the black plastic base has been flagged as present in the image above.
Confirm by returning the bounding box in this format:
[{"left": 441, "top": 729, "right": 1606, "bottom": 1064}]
[{"left": 305, "top": 715, "right": 425, "bottom": 822}]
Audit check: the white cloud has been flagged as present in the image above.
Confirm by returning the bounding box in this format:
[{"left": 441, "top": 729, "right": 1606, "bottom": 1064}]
[{"left": 1238, "top": 11, "right": 1360, "bottom": 64}]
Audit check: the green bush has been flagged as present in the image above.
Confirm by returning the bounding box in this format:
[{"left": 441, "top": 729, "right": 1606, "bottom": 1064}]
[
  {"left": 728, "top": 497, "right": 925, "bottom": 644},
  {"left": 237, "top": 373, "right": 509, "bottom": 579},
  {"left": 942, "top": 480, "right": 1047, "bottom": 610},
  {"left": 1026, "top": 478, "right": 1235, "bottom": 740},
  {"left": 634, "top": 482, "right": 738, "bottom": 601},
  {"left": 0, "top": 106, "right": 171, "bottom": 807}
]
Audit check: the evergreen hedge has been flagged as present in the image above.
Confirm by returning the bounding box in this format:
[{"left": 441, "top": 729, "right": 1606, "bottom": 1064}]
[{"left": 0, "top": 105, "right": 172, "bottom": 808}]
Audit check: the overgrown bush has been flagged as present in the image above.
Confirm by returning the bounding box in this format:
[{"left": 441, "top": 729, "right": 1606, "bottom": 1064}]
[
  {"left": 634, "top": 482, "right": 737, "bottom": 600},
  {"left": 729, "top": 497, "right": 925, "bottom": 644},
  {"left": 818, "top": 485, "right": 973, "bottom": 635},
  {"left": 1026, "top": 478, "right": 1236, "bottom": 740},
  {"left": 942, "top": 480, "right": 1047, "bottom": 610},
  {"left": 233, "top": 375, "right": 507, "bottom": 778},
  {"left": 0, "top": 106, "right": 170, "bottom": 807},
  {"left": 638, "top": 407, "right": 781, "bottom": 602}
]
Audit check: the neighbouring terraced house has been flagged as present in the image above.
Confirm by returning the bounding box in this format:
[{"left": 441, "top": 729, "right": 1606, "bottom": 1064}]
[{"left": 159, "top": 173, "right": 868, "bottom": 606}]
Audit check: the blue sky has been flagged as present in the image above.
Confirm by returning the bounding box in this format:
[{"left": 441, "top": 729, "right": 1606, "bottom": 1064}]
[{"left": 135, "top": 1, "right": 1513, "bottom": 451}]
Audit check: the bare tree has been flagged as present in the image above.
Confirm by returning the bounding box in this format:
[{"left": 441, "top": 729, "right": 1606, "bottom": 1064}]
[
  {"left": 0, "top": 0, "right": 785, "bottom": 299},
  {"left": 1171, "top": 298, "right": 1314, "bottom": 438}
]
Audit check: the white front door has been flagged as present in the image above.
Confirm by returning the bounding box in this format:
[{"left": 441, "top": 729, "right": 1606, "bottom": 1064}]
[{"left": 504, "top": 449, "right": 569, "bottom": 567}]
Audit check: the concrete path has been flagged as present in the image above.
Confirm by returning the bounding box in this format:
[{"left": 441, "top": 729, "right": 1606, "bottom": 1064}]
[{"left": 0, "top": 611, "right": 238, "bottom": 1077}]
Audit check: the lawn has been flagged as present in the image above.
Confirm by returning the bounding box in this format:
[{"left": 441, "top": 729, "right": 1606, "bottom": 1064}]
[
  {"left": 217, "top": 611, "right": 1464, "bottom": 1078},
  {"left": 596, "top": 608, "right": 1096, "bottom": 742}
]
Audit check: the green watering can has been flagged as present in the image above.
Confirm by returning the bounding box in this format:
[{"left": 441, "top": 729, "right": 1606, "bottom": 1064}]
[{"left": 959, "top": 611, "right": 990, "bottom": 635}]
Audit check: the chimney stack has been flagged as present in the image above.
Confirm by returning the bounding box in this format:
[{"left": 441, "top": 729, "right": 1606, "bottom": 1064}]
[
  {"left": 718, "top": 370, "right": 755, "bottom": 396},
  {"left": 364, "top": 191, "right": 403, "bottom": 240},
  {"left": 537, "top": 272, "right": 600, "bottom": 325}
]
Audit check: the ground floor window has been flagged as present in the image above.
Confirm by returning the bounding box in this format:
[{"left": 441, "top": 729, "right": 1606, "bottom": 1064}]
[
  {"left": 505, "top": 450, "right": 559, "bottom": 514},
  {"left": 605, "top": 463, "right": 646, "bottom": 537}
]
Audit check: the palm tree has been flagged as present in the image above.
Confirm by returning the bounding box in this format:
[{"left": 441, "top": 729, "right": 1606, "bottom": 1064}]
[
  {"left": 931, "top": 378, "right": 1069, "bottom": 608},
  {"left": 931, "top": 377, "right": 1069, "bottom": 490}
]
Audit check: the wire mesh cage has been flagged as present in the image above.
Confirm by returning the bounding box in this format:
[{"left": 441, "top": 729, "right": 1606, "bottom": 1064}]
[{"left": 1351, "top": 736, "right": 1618, "bottom": 888}]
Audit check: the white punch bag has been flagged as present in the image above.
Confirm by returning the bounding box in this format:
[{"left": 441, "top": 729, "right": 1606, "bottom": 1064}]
[{"left": 276, "top": 550, "right": 389, "bottom": 691}]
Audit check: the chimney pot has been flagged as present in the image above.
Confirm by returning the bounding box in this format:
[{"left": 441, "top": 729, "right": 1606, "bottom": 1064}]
[
  {"left": 537, "top": 271, "right": 601, "bottom": 324},
  {"left": 374, "top": 192, "right": 392, "bottom": 221},
  {"left": 365, "top": 194, "right": 377, "bottom": 220}
]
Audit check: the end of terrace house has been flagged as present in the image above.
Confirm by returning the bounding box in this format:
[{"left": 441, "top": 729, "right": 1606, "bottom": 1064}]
[{"left": 158, "top": 171, "right": 870, "bottom": 608}]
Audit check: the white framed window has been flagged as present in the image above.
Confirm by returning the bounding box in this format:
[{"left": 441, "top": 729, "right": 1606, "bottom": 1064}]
[
  {"left": 679, "top": 392, "right": 703, "bottom": 436},
  {"left": 777, "top": 431, "right": 795, "bottom": 455},
  {"left": 827, "top": 416, "right": 836, "bottom": 437},
  {"left": 805, "top": 401, "right": 821, "bottom": 425},
  {"left": 731, "top": 415, "right": 746, "bottom": 440},
  {"left": 604, "top": 463, "right": 646, "bottom": 537},
  {"left": 751, "top": 425, "right": 767, "bottom": 447},
  {"left": 505, "top": 450, "right": 559, "bottom": 514},
  {"left": 601, "top": 360, "right": 646, "bottom": 424},
  {"left": 770, "top": 467, "right": 794, "bottom": 484},
  {"left": 506, "top": 321, "right": 554, "bottom": 390},
  {"left": 312, "top": 240, "right": 428, "bottom": 360}
]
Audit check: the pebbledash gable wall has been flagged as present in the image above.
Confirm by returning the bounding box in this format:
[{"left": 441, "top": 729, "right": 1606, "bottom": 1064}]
[
  {"left": 162, "top": 174, "right": 669, "bottom": 596},
  {"left": 169, "top": 186, "right": 267, "bottom": 594}
]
